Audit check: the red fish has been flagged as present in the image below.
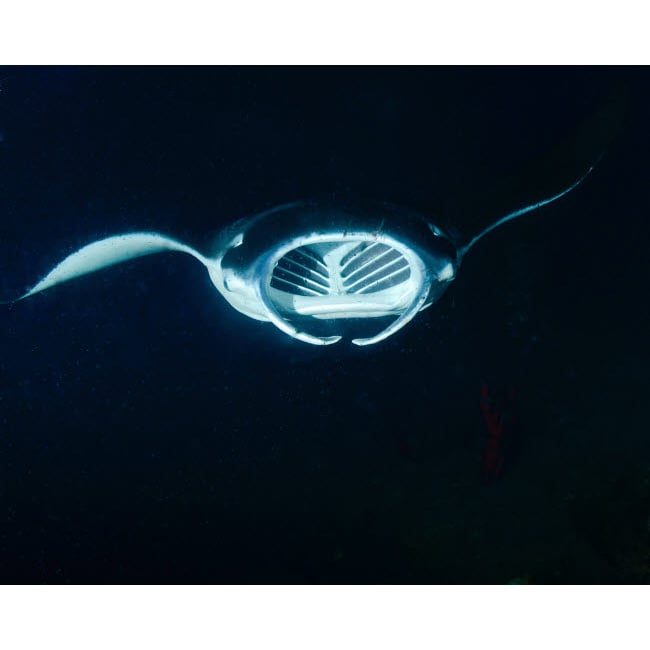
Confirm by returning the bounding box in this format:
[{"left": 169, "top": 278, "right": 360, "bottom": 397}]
[{"left": 479, "top": 382, "right": 516, "bottom": 483}]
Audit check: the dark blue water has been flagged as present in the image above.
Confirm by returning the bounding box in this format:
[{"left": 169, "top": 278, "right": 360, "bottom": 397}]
[{"left": 0, "top": 67, "right": 648, "bottom": 583}]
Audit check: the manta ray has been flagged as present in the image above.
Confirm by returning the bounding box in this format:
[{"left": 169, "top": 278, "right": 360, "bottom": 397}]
[{"left": 2, "top": 93, "right": 624, "bottom": 346}]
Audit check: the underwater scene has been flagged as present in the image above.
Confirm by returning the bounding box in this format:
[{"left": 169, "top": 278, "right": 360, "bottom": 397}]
[{"left": 0, "top": 66, "right": 648, "bottom": 584}]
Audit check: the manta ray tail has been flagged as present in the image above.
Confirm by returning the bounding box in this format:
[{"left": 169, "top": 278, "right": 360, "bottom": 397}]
[
  {"left": 458, "top": 87, "right": 628, "bottom": 258},
  {"left": 2, "top": 232, "right": 209, "bottom": 303}
]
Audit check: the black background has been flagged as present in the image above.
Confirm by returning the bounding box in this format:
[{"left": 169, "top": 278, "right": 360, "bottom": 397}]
[{"left": 0, "top": 66, "right": 648, "bottom": 583}]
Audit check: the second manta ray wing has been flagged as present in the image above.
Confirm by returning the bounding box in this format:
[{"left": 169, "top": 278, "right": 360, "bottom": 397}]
[
  {"left": 455, "top": 89, "right": 627, "bottom": 257},
  {"left": 2, "top": 92, "right": 625, "bottom": 346}
]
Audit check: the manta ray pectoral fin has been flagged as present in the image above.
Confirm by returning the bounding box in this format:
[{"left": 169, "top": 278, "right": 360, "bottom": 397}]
[
  {"left": 4, "top": 232, "right": 210, "bottom": 303},
  {"left": 459, "top": 168, "right": 594, "bottom": 257},
  {"left": 458, "top": 87, "right": 628, "bottom": 257}
]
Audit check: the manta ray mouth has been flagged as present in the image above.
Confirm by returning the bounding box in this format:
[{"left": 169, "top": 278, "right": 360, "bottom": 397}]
[
  {"left": 269, "top": 239, "right": 413, "bottom": 318},
  {"left": 262, "top": 236, "right": 424, "bottom": 346},
  {"left": 253, "top": 231, "right": 448, "bottom": 346}
]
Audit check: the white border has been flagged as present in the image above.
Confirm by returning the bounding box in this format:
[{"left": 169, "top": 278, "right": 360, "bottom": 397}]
[
  {"left": 0, "top": 1, "right": 647, "bottom": 64},
  {"left": 0, "top": 585, "right": 647, "bottom": 650}
]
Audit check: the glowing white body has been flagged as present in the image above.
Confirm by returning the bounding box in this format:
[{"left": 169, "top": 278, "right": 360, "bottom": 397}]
[{"left": 3, "top": 176, "right": 592, "bottom": 346}]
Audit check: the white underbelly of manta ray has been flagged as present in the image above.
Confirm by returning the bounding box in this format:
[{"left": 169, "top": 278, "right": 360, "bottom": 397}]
[{"left": 2, "top": 95, "right": 622, "bottom": 346}]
